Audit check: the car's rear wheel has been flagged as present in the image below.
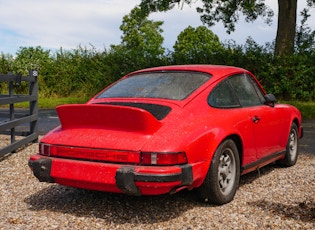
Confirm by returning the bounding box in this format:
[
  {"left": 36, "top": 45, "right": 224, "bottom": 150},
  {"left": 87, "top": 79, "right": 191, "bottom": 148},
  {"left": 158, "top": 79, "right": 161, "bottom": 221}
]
[
  {"left": 197, "top": 139, "right": 240, "bottom": 205},
  {"left": 278, "top": 122, "right": 299, "bottom": 167}
]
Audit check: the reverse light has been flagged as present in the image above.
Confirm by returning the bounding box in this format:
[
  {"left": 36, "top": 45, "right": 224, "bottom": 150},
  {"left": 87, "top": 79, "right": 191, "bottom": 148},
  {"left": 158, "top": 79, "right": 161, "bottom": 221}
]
[
  {"left": 141, "top": 152, "right": 188, "bottom": 165},
  {"left": 39, "top": 143, "right": 51, "bottom": 156}
]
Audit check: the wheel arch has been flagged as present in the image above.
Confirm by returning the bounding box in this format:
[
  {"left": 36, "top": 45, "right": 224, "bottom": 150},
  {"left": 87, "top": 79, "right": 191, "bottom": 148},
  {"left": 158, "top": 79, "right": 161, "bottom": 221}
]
[
  {"left": 185, "top": 131, "right": 243, "bottom": 188},
  {"left": 226, "top": 134, "right": 243, "bottom": 167},
  {"left": 195, "top": 134, "right": 242, "bottom": 204},
  {"left": 290, "top": 116, "right": 303, "bottom": 140}
]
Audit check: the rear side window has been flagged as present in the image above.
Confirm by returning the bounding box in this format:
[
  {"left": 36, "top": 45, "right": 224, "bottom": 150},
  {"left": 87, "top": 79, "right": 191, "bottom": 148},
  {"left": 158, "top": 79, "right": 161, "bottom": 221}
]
[
  {"left": 228, "top": 74, "right": 263, "bottom": 107},
  {"left": 208, "top": 80, "right": 240, "bottom": 108},
  {"left": 209, "top": 74, "right": 265, "bottom": 108}
]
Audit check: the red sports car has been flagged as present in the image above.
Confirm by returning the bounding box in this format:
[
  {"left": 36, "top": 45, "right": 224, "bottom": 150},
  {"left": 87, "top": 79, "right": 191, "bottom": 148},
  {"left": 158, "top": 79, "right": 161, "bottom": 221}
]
[{"left": 29, "top": 65, "right": 303, "bottom": 205}]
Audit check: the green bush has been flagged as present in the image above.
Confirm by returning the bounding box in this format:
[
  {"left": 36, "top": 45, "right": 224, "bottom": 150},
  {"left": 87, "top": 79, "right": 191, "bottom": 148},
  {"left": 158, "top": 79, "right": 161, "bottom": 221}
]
[{"left": 0, "top": 41, "right": 314, "bottom": 101}]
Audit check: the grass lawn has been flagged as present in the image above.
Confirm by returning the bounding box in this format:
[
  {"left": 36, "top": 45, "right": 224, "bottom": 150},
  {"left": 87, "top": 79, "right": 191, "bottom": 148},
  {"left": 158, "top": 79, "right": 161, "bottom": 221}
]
[{"left": 1, "top": 97, "right": 89, "bottom": 109}]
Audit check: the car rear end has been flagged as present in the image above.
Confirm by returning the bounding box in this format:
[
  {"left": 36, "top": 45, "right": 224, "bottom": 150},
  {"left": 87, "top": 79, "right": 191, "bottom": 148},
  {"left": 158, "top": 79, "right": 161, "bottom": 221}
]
[{"left": 28, "top": 104, "right": 194, "bottom": 195}]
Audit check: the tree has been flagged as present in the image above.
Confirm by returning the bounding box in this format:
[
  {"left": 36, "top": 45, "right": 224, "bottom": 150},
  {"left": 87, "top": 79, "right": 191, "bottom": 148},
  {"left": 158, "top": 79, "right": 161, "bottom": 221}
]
[
  {"left": 139, "top": 0, "right": 315, "bottom": 56},
  {"left": 0, "top": 53, "right": 13, "bottom": 74},
  {"left": 13, "top": 46, "right": 51, "bottom": 75},
  {"left": 109, "top": 6, "right": 165, "bottom": 74},
  {"left": 173, "top": 25, "right": 224, "bottom": 64},
  {"left": 12, "top": 46, "right": 52, "bottom": 94},
  {"left": 275, "top": 0, "right": 297, "bottom": 56},
  {"left": 0, "top": 53, "right": 14, "bottom": 93},
  {"left": 295, "top": 7, "right": 315, "bottom": 53}
]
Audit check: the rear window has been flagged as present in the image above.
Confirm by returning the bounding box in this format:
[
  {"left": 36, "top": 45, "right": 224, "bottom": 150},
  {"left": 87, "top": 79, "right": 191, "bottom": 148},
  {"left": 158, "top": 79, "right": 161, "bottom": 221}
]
[{"left": 97, "top": 71, "right": 211, "bottom": 100}]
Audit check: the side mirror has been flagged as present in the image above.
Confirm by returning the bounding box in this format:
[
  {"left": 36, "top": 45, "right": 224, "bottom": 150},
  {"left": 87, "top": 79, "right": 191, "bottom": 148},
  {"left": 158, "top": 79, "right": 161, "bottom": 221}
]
[{"left": 264, "top": 94, "right": 276, "bottom": 107}]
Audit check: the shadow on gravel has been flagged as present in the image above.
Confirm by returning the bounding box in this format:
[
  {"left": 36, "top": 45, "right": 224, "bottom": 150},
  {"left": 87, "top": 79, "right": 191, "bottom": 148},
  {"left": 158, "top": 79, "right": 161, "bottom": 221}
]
[
  {"left": 24, "top": 155, "right": 310, "bottom": 224},
  {"left": 239, "top": 163, "right": 276, "bottom": 185},
  {"left": 248, "top": 199, "right": 315, "bottom": 223},
  {"left": 24, "top": 185, "right": 198, "bottom": 224},
  {"left": 23, "top": 163, "right": 285, "bottom": 224}
]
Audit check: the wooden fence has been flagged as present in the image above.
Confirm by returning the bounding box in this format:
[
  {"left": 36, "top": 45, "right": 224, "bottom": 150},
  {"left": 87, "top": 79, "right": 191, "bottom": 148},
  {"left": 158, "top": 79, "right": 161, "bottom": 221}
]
[{"left": 0, "top": 70, "right": 38, "bottom": 157}]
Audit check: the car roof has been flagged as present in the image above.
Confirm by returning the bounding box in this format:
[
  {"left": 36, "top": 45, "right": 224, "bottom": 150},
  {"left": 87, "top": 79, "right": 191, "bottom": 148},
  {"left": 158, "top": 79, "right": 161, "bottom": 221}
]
[
  {"left": 129, "top": 65, "right": 249, "bottom": 81},
  {"left": 90, "top": 65, "right": 254, "bottom": 107}
]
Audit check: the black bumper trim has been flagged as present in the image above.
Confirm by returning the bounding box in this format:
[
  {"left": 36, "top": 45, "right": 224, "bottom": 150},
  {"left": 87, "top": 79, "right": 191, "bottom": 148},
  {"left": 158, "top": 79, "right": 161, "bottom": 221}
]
[
  {"left": 115, "top": 164, "right": 193, "bottom": 196},
  {"left": 134, "top": 173, "right": 182, "bottom": 182},
  {"left": 115, "top": 167, "right": 141, "bottom": 196},
  {"left": 29, "top": 158, "right": 54, "bottom": 183},
  {"left": 180, "top": 164, "right": 193, "bottom": 186}
]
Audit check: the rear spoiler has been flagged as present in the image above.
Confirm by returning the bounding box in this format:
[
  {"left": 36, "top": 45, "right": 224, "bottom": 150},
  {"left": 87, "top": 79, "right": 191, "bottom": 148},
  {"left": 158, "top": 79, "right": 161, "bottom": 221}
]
[{"left": 56, "top": 104, "right": 162, "bottom": 134}]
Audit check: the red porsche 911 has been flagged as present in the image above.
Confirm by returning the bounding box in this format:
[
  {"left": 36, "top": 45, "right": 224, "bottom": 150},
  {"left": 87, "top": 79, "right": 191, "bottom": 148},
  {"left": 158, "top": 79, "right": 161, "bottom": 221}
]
[{"left": 29, "top": 65, "right": 303, "bottom": 205}]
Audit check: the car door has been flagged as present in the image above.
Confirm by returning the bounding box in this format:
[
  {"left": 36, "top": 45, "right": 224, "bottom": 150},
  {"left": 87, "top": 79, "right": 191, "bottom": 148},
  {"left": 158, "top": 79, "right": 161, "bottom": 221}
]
[{"left": 228, "top": 74, "right": 287, "bottom": 160}]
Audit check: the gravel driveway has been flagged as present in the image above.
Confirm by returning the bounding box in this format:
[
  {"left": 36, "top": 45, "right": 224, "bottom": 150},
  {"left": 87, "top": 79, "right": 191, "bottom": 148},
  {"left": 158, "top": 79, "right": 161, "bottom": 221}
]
[{"left": 0, "top": 136, "right": 314, "bottom": 229}]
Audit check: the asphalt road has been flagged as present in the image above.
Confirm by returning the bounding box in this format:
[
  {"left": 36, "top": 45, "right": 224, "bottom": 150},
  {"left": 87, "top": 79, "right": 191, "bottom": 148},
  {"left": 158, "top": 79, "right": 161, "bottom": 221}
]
[
  {"left": 0, "top": 109, "right": 314, "bottom": 154},
  {"left": 300, "top": 119, "right": 315, "bottom": 154},
  {"left": 37, "top": 109, "right": 60, "bottom": 134},
  {"left": 0, "top": 108, "right": 60, "bottom": 135}
]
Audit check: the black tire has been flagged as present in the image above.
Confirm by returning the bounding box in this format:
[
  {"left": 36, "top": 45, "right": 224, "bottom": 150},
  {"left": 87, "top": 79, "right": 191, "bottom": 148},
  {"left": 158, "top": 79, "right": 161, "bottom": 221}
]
[
  {"left": 196, "top": 139, "right": 240, "bottom": 205},
  {"left": 278, "top": 123, "right": 299, "bottom": 167}
]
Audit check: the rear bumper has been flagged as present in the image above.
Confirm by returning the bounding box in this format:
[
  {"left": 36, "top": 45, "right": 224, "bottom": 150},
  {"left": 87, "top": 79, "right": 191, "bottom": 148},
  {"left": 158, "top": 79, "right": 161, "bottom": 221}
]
[{"left": 28, "top": 155, "right": 193, "bottom": 196}]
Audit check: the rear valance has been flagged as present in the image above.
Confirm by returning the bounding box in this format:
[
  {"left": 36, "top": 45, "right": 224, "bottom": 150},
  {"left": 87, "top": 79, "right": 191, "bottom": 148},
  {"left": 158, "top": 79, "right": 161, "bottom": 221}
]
[{"left": 56, "top": 104, "right": 162, "bottom": 134}]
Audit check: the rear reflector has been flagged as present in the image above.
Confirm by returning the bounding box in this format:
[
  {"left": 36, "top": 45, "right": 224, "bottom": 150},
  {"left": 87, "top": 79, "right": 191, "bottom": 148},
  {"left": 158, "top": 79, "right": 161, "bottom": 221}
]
[
  {"left": 141, "top": 152, "right": 188, "bottom": 165},
  {"left": 39, "top": 143, "right": 140, "bottom": 164}
]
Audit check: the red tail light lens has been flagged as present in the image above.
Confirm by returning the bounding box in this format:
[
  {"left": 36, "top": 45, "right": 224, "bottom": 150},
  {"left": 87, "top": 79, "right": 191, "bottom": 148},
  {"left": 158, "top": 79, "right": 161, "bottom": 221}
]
[
  {"left": 39, "top": 142, "right": 140, "bottom": 164},
  {"left": 141, "top": 152, "right": 188, "bottom": 165}
]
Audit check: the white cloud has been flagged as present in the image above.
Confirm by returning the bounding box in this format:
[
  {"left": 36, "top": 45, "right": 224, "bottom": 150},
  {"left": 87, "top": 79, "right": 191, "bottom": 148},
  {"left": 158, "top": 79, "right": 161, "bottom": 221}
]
[{"left": 0, "top": 0, "right": 140, "bottom": 53}]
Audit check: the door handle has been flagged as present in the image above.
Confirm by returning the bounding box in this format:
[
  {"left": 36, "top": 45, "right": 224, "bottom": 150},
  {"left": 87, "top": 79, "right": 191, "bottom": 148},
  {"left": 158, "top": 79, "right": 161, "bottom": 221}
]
[{"left": 252, "top": 116, "right": 260, "bottom": 123}]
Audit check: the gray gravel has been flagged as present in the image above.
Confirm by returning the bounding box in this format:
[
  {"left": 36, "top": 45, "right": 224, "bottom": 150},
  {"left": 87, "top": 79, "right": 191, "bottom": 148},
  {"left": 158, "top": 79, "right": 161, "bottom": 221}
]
[{"left": 0, "top": 137, "right": 314, "bottom": 229}]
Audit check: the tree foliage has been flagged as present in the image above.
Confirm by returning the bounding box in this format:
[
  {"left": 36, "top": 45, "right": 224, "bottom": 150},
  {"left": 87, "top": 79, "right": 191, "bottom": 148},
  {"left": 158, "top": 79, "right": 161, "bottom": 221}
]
[
  {"left": 109, "top": 7, "right": 165, "bottom": 75},
  {"left": 173, "top": 26, "right": 224, "bottom": 64},
  {"left": 139, "top": 0, "right": 273, "bottom": 33},
  {"left": 295, "top": 7, "right": 315, "bottom": 54},
  {"left": 13, "top": 46, "right": 51, "bottom": 75},
  {"left": 42, "top": 46, "right": 112, "bottom": 97},
  {"left": 139, "top": 0, "right": 315, "bottom": 56}
]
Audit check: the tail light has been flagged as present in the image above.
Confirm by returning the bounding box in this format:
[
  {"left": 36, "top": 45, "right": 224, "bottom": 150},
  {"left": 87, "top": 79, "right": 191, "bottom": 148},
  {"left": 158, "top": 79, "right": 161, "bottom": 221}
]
[
  {"left": 39, "top": 142, "right": 188, "bottom": 166},
  {"left": 141, "top": 152, "right": 188, "bottom": 165},
  {"left": 39, "top": 143, "right": 51, "bottom": 156},
  {"left": 39, "top": 142, "right": 140, "bottom": 164}
]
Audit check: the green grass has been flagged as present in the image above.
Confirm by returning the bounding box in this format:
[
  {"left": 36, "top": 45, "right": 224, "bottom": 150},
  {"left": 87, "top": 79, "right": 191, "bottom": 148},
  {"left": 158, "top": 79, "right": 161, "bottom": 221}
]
[
  {"left": 36, "top": 97, "right": 90, "bottom": 108},
  {"left": 1, "top": 97, "right": 89, "bottom": 109}
]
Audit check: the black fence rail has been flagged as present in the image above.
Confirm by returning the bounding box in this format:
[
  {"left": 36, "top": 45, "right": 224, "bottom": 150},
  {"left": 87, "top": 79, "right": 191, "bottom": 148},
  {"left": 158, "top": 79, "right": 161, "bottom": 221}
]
[{"left": 0, "top": 70, "right": 38, "bottom": 157}]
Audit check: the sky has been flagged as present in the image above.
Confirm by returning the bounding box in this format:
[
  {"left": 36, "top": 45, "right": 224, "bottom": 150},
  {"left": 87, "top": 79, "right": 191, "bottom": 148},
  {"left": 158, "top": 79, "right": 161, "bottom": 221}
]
[{"left": 0, "top": 0, "right": 314, "bottom": 55}]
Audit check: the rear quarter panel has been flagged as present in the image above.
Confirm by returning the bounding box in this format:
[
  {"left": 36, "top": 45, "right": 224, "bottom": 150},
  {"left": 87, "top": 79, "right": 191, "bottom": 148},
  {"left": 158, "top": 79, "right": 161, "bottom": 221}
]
[
  {"left": 140, "top": 92, "right": 257, "bottom": 187},
  {"left": 275, "top": 103, "right": 303, "bottom": 139}
]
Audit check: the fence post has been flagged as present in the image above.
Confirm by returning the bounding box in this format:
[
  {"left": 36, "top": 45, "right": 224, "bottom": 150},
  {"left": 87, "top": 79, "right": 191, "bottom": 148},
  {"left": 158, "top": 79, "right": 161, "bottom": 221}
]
[
  {"left": 9, "top": 73, "right": 15, "bottom": 145},
  {"left": 29, "top": 70, "right": 39, "bottom": 142}
]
